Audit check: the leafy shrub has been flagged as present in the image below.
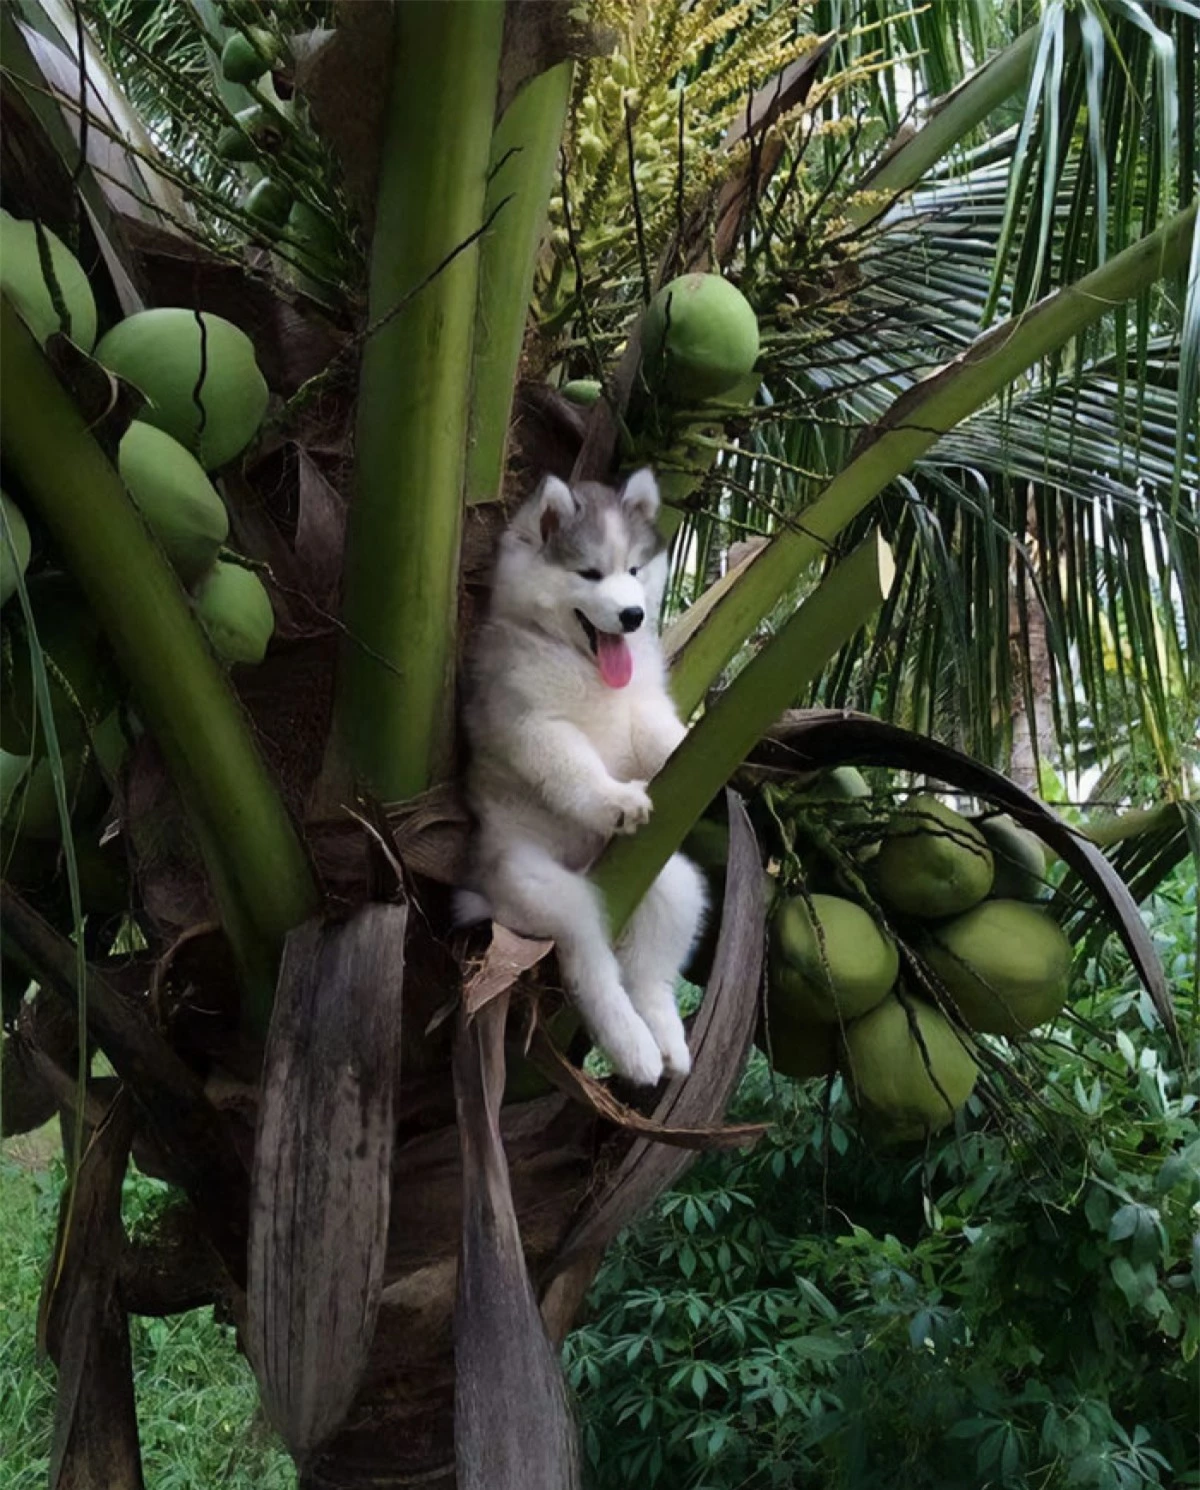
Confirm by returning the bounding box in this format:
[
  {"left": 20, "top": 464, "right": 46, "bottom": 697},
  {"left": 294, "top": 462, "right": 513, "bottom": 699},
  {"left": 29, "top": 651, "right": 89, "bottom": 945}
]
[{"left": 566, "top": 865, "right": 1199, "bottom": 1490}]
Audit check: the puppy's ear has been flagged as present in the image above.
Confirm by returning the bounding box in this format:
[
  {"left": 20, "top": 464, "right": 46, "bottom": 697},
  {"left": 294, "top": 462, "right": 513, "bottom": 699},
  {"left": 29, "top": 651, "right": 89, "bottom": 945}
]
[
  {"left": 620, "top": 467, "right": 660, "bottom": 523},
  {"left": 532, "top": 475, "right": 577, "bottom": 542}
]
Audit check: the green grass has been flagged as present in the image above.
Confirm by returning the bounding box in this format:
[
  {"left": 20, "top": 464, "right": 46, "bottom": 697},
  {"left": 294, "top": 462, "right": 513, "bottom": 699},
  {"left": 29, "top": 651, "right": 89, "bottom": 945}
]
[{"left": 0, "top": 1136, "right": 294, "bottom": 1489}]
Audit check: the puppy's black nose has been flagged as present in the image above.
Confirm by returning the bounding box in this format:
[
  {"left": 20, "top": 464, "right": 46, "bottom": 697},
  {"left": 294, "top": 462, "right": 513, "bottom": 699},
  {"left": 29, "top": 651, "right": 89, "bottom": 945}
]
[{"left": 619, "top": 606, "right": 644, "bottom": 633}]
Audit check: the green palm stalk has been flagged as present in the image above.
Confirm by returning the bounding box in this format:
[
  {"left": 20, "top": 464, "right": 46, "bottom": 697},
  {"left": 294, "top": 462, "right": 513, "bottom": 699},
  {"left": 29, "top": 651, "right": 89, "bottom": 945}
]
[
  {"left": 337, "top": 1, "right": 505, "bottom": 800},
  {"left": 466, "top": 62, "right": 574, "bottom": 506},
  {"left": 594, "top": 533, "right": 894, "bottom": 933}
]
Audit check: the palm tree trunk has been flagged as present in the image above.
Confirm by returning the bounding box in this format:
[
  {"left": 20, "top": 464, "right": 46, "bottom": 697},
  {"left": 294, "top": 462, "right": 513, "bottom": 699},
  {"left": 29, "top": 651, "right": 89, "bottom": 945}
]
[{"left": 1009, "top": 487, "right": 1055, "bottom": 791}]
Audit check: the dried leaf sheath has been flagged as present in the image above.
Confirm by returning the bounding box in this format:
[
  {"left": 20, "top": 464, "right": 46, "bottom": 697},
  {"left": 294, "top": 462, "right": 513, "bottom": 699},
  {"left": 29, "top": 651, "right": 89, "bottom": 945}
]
[
  {"left": 453, "top": 995, "right": 581, "bottom": 1490},
  {"left": 248, "top": 906, "right": 406, "bottom": 1461}
]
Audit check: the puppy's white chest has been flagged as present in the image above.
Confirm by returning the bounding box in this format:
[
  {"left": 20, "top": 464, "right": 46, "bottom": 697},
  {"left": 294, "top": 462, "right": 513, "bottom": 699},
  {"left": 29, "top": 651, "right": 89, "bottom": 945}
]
[{"left": 562, "top": 684, "right": 642, "bottom": 778}]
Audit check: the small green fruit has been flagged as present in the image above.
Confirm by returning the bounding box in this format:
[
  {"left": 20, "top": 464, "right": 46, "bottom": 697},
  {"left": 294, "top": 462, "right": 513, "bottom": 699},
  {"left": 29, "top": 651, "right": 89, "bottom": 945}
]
[
  {"left": 0, "top": 491, "right": 32, "bottom": 607},
  {"left": 756, "top": 1011, "right": 839, "bottom": 1081},
  {"left": 921, "top": 900, "right": 1072, "bottom": 1036},
  {"left": 281, "top": 201, "right": 341, "bottom": 282},
  {"left": 193, "top": 561, "right": 275, "bottom": 664},
  {"left": 769, "top": 892, "right": 898, "bottom": 1025},
  {"left": 0, "top": 710, "right": 127, "bottom": 841},
  {"left": 95, "top": 309, "right": 269, "bottom": 469},
  {"left": 641, "top": 272, "right": 760, "bottom": 402},
  {"left": 844, "top": 995, "right": 977, "bottom": 1140},
  {"left": 874, "top": 795, "right": 993, "bottom": 919},
  {"left": 220, "top": 28, "right": 279, "bottom": 84},
  {"left": 215, "top": 104, "right": 284, "bottom": 162},
  {"left": 0, "top": 211, "right": 97, "bottom": 350},
  {"left": 0, "top": 576, "right": 117, "bottom": 757},
  {"left": 977, "top": 815, "right": 1047, "bottom": 901},
  {"left": 3, "top": 748, "right": 102, "bottom": 839},
  {"left": 561, "top": 378, "right": 602, "bottom": 406},
  {"left": 681, "top": 817, "right": 729, "bottom": 876},
  {"left": 244, "top": 178, "right": 294, "bottom": 233},
  {"left": 118, "top": 423, "right": 229, "bottom": 582}
]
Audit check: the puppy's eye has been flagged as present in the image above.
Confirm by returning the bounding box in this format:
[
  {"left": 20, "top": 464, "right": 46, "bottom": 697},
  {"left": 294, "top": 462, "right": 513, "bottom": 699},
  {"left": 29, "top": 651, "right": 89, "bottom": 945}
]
[
  {"left": 578, "top": 568, "right": 603, "bottom": 581},
  {"left": 629, "top": 566, "right": 640, "bottom": 576}
]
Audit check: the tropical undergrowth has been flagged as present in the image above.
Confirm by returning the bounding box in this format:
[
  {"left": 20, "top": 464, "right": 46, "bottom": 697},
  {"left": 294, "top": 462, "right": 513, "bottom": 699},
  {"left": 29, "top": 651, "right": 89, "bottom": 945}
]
[
  {"left": 565, "top": 862, "right": 1199, "bottom": 1490},
  {"left": 0, "top": 1149, "right": 293, "bottom": 1490}
]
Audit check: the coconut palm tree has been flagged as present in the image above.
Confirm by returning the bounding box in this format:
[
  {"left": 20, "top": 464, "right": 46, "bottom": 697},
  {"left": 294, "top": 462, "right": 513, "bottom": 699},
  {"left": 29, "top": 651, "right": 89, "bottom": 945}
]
[{"left": 0, "top": 1, "right": 1194, "bottom": 1485}]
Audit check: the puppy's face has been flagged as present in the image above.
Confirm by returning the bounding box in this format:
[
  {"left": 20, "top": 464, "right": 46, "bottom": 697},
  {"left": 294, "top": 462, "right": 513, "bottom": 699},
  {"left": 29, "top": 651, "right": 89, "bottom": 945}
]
[{"left": 498, "top": 470, "right": 667, "bottom": 687}]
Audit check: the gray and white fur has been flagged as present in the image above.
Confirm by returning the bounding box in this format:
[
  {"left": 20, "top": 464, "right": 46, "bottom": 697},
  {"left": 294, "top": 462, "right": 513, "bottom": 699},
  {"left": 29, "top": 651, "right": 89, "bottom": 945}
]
[{"left": 460, "top": 469, "right": 706, "bottom": 1085}]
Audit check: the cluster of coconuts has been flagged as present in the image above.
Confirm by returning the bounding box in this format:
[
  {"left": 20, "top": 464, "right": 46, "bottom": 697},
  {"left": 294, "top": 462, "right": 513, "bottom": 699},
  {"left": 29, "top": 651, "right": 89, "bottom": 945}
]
[
  {"left": 768, "top": 776, "right": 1071, "bottom": 1141},
  {"left": 1, "top": 212, "right": 277, "bottom": 869},
  {"left": 686, "top": 771, "right": 1072, "bottom": 1145},
  {"left": 211, "top": 17, "right": 339, "bottom": 285}
]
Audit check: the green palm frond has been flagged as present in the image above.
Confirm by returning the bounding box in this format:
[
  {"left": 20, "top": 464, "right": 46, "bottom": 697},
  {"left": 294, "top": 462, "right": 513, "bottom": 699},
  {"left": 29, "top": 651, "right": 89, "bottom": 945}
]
[{"left": 653, "top": 0, "right": 1195, "bottom": 794}]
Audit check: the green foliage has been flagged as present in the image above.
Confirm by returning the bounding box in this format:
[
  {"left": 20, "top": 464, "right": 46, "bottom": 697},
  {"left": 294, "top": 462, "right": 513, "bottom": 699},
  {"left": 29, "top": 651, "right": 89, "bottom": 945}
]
[
  {"left": 566, "top": 864, "right": 1199, "bottom": 1490},
  {"left": 0, "top": 1153, "right": 294, "bottom": 1488}
]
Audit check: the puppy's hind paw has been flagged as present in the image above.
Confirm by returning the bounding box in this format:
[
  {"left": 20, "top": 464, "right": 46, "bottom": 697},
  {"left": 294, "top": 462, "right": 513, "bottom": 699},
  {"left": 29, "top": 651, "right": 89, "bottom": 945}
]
[
  {"left": 603, "top": 1016, "right": 664, "bottom": 1087},
  {"left": 639, "top": 1004, "right": 691, "bottom": 1079},
  {"left": 659, "top": 1029, "right": 692, "bottom": 1080}
]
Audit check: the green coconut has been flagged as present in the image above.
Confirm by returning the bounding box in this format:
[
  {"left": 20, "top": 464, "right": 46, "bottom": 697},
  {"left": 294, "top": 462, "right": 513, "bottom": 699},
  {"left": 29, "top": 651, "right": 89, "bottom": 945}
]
[
  {"left": 681, "top": 816, "right": 729, "bottom": 876},
  {"left": 285, "top": 201, "right": 338, "bottom": 253},
  {"left": 0, "top": 823, "right": 128, "bottom": 915},
  {"left": 281, "top": 201, "right": 341, "bottom": 282},
  {"left": 3, "top": 747, "right": 103, "bottom": 839},
  {"left": 769, "top": 892, "right": 898, "bottom": 1025},
  {"left": 215, "top": 104, "right": 285, "bottom": 162},
  {"left": 220, "top": 27, "right": 279, "bottom": 83},
  {"left": 921, "top": 899, "right": 1072, "bottom": 1036},
  {"left": 874, "top": 795, "right": 993, "bottom": 919},
  {"left": 756, "top": 1010, "right": 839, "bottom": 1081},
  {"left": 117, "top": 422, "right": 229, "bottom": 583},
  {"left": 244, "top": 178, "right": 294, "bottom": 234},
  {"left": 977, "top": 814, "right": 1047, "bottom": 901},
  {"left": 844, "top": 994, "right": 978, "bottom": 1140},
  {"left": 0, "top": 749, "right": 31, "bottom": 823},
  {"left": 801, "top": 765, "right": 871, "bottom": 801},
  {"left": 680, "top": 818, "right": 729, "bottom": 987},
  {"left": 561, "top": 378, "right": 602, "bottom": 406},
  {"left": 95, "top": 309, "right": 269, "bottom": 469},
  {"left": 0, "top": 710, "right": 127, "bottom": 841},
  {"left": 0, "top": 576, "right": 117, "bottom": 756},
  {"left": 0, "top": 211, "right": 97, "bottom": 351},
  {"left": 641, "top": 272, "right": 760, "bottom": 402},
  {"left": 193, "top": 560, "right": 275, "bottom": 665},
  {"left": 0, "top": 491, "right": 32, "bottom": 607}
]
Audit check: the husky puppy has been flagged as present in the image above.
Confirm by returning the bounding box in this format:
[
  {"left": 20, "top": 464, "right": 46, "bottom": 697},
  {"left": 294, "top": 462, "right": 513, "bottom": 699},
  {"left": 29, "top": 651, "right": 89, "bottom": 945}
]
[{"left": 461, "top": 469, "right": 706, "bottom": 1086}]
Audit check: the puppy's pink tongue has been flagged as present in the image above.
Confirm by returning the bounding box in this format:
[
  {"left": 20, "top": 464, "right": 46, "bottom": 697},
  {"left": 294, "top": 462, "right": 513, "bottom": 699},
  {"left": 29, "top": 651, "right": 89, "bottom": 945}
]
[{"left": 596, "top": 630, "right": 633, "bottom": 688}]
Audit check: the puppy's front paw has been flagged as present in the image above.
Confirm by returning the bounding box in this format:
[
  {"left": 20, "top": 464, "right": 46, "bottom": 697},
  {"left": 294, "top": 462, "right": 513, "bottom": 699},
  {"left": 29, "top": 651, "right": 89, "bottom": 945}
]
[
  {"left": 609, "top": 780, "right": 653, "bottom": 835},
  {"left": 603, "top": 1015, "right": 664, "bottom": 1087}
]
